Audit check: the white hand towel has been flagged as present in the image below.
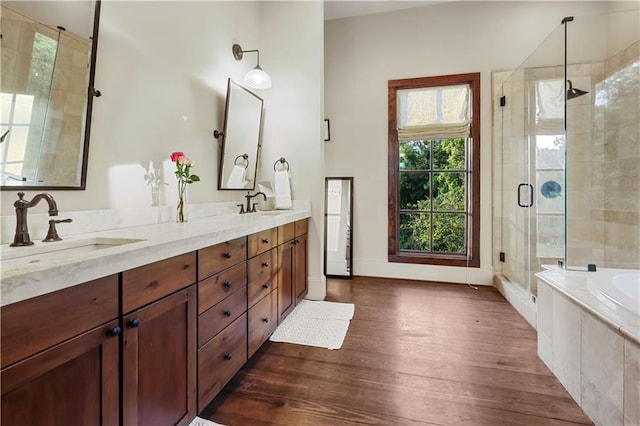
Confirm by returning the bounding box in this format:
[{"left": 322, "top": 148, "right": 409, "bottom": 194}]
[
  {"left": 274, "top": 170, "right": 292, "bottom": 209},
  {"left": 226, "top": 165, "right": 246, "bottom": 188}
]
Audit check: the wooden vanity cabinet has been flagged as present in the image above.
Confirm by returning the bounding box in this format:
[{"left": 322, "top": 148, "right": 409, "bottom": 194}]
[
  {"left": 196, "top": 238, "right": 248, "bottom": 411},
  {"left": 121, "top": 253, "right": 197, "bottom": 426},
  {"left": 277, "top": 219, "right": 309, "bottom": 323},
  {"left": 247, "top": 243, "right": 278, "bottom": 358},
  {"left": 1, "top": 275, "right": 120, "bottom": 426}
]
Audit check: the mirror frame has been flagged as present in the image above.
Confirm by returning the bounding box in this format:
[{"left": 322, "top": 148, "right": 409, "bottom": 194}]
[
  {"left": 324, "top": 177, "right": 354, "bottom": 279},
  {"left": 1, "top": 0, "right": 101, "bottom": 191},
  {"left": 216, "top": 78, "right": 264, "bottom": 191}
]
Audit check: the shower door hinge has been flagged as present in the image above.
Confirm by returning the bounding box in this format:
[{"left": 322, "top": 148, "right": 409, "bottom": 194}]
[
  {"left": 499, "top": 96, "right": 506, "bottom": 107},
  {"left": 499, "top": 252, "right": 505, "bottom": 262}
]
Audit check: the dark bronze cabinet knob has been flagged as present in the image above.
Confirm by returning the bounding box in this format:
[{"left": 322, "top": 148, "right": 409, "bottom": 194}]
[
  {"left": 223, "top": 252, "right": 232, "bottom": 259},
  {"left": 224, "top": 310, "right": 232, "bottom": 317},
  {"left": 262, "top": 283, "right": 270, "bottom": 289},
  {"left": 262, "top": 238, "right": 269, "bottom": 244},
  {"left": 108, "top": 326, "right": 121, "bottom": 337},
  {"left": 128, "top": 318, "right": 140, "bottom": 328},
  {"left": 224, "top": 281, "right": 232, "bottom": 289},
  {"left": 262, "top": 261, "right": 270, "bottom": 267},
  {"left": 224, "top": 353, "right": 233, "bottom": 361},
  {"left": 262, "top": 317, "right": 269, "bottom": 323}
]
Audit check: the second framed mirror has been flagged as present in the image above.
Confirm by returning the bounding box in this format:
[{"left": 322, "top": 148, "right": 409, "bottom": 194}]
[{"left": 324, "top": 177, "right": 353, "bottom": 278}]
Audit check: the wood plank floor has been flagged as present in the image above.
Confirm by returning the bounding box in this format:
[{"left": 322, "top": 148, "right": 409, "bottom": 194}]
[{"left": 200, "top": 276, "right": 593, "bottom": 425}]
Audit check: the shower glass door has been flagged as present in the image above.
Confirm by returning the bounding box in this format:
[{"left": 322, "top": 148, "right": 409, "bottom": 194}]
[{"left": 499, "top": 24, "right": 566, "bottom": 296}]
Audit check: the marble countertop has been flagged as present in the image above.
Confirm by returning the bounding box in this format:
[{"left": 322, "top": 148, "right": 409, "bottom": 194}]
[{"left": 1, "top": 209, "right": 310, "bottom": 307}]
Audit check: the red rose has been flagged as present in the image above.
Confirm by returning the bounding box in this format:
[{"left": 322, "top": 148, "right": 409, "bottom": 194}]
[{"left": 170, "top": 151, "right": 184, "bottom": 162}]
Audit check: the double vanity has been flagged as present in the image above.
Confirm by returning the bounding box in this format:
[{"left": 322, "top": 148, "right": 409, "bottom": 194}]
[{"left": 0, "top": 208, "right": 310, "bottom": 425}]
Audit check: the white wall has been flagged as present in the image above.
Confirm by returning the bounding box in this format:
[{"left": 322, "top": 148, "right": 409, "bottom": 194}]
[
  {"left": 324, "top": 1, "right": 614, "bottom": 285},
  {"left": 258, "top": 1, "right": 326, "bottom": 300},
  {"left": 1, "top": 1, "right": 325, "bottom": 295}
]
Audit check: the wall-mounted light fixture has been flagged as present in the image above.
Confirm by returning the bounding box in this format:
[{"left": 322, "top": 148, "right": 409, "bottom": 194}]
[{"left": 232, "top": 43, "right": 272, "bottom": 90}]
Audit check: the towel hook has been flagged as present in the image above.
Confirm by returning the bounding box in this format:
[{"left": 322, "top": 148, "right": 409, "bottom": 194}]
[
  {"left": 273, "top": 157, "right": 289, "bottom": 172},
  {"left": 234, "top": 154, "right": 249, "bottom": 167}
]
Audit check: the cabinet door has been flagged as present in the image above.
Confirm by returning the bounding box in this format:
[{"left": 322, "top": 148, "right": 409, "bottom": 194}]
[
  {"left": 247, "top": 290, "right": 277, "bottom": 358},
  {"left": 294, "top": 233, "right": 308, "bottom": 301},
  {"left": 277, "top": 240, "right": 295, "bottom": 324},
  {"left": 1, "top": 319, "right": 120, "bottom": 426},
  {"left": 123, "top": 286, "right": 196, "bottom": 426}
]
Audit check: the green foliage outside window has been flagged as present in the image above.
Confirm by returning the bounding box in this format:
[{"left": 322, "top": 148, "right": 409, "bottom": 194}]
[{"left": 399, "top": 138, "right": 467, "bottom": 254}]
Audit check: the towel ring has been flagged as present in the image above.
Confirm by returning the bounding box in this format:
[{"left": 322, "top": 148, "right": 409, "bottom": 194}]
[
  {"left": 234, "top": 154, "right": 249, "bottom": 167},
  {"left": 273, "top": 157, "right": 290, "bottom": 172}
]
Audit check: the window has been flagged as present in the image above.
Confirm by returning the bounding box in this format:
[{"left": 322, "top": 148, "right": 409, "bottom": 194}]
[{"left": 388, "top": 73, "right": 480, "bottom": 267}]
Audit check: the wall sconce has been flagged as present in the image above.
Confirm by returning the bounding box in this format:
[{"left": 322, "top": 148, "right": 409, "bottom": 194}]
[{"left": 232, "top": 43, "right": 272, "bottom": 90}]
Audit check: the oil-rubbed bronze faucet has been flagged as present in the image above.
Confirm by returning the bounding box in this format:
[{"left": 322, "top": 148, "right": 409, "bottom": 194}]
[
  {"left": 240, "top": 191, "right": 267, "bottom": 214},
  {"left": 11, "top": 192, "right": 59, "bottom": 246}
]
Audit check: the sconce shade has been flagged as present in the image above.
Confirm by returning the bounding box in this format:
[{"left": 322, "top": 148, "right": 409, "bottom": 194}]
[
  {"left": 244, "top": 66, "right": 272, "bottom": 90},
  {"left": 233, "top": 43, "right": 272, "bottom": 90}
]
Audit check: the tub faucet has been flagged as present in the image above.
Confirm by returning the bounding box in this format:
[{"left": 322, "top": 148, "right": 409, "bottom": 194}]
[
  {"left": 11, "top": 192, "right": 59, "bottom": 246},
  {"left": 243, "top": 191, "right": 267, "bottom": 214}
]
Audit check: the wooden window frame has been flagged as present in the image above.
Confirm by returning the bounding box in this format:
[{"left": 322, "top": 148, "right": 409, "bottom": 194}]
[{"left": 388, "top": 73, "right": 480, "bottom": 267}]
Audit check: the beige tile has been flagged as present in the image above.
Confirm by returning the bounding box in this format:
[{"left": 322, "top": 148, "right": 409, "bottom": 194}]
[
  {"left": 553, "top": 293, "right": 582, "bottom": 403},
  {"left": 581, "top": 312, "right": 624, "bottom": 426},
  {"left": 624, "top": 339, "right": 640, "bottom": 426}
]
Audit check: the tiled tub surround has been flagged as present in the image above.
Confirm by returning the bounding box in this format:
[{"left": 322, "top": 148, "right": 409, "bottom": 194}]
[
  {"left": 0, "top": 200, "right": 311, "bottom": 307},
  {"left": 537, "top": 267, "right": 640, "bottom": 426}
]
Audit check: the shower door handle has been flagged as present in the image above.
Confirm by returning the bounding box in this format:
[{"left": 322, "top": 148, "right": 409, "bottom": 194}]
[{"left": 517, "top": 183, "right": 534, "bottom": 208}]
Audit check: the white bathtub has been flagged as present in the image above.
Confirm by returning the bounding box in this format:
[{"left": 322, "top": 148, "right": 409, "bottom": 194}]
[
  {"left": 588, "top": 270, "right": 640, "bottom": 315},
  {"left": 536, "top": 267, "right": 640, "bottom": 425},
  {"left": 537, "top": 267, "right": 640, "bottom": 344}
]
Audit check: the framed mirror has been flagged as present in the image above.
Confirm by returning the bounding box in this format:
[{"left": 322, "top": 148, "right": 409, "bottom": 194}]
[
  {"left": 217, "top": 78, "right": 263, "bottom": 190},
  {"left": 324, "top": 177, "right": 353, "bottom": 278},
  {"left": 1, "top": 0, "right": 101, "bottom": 190}
]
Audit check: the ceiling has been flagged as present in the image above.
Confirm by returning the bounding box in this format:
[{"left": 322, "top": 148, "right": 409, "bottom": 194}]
[{"left": 324, "top": 1, "right": 448, "bottom": 21}]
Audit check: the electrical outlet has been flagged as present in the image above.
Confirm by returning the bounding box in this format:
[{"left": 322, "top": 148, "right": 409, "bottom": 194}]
[{"left": 499, "top": 252, "right": 505, "bottom": 262}]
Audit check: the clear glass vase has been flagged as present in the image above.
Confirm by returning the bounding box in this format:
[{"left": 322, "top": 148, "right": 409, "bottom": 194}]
[{"left": 176, "top": 183, "right": 188, "bottom": 223}]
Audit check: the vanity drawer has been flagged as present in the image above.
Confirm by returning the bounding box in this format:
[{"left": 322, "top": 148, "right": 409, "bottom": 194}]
[
  {"left": 1, "top": 274, "right": 118, "bottom": 368},
  {"left": 247, "top": 249, "right": 277, "bottom": 308},
  {"left": 278, "top": 223, "right": 295, "bottom": 245},
  {"left": 198, "top": 261, "right": 246, "bottom": 314},
  {"left": 198, "top": 237, "right": 247, "bottom": 280},
  {"left": 248, "top": 289, "right": 277, "bottom": 358},
  {"left": 247, "top": 228, "right": 277, "bottom": 258},
  {"left": 198, "top": 286, "right": 247, "bottom": 348},
  {"left": 197, "top": 314, "right": 247, "bottom": 410},
  {"left": 122, "top": 252, "right": 196, "bottom": 314},
  {"left": 294, "top": 219, "right": 308, "bottom": 237}
]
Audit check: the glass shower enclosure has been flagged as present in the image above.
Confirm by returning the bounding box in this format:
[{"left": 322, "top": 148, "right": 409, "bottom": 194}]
[{"left": 494, "top": 7, "right": 640, "bottom": 298}]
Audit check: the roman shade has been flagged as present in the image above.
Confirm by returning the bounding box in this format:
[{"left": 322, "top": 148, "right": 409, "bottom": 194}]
[
  {"left": 535, "top": 79, "right": 564, "bottom": 133},
  {"left": 397, "top": 84, "right": 470, "bottom": 140}
]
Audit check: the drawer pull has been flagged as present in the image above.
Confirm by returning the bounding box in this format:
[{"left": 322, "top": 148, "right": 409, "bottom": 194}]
[
  {"left": 262, "top": 283, "right": 270, "bottom": 290},
  {"left": 223, "top": 252, "right": 232, "bottom": 259},
  {"left": 294, "top": 239, "right": 300, "bottom": 245},
  {"left": 224, "top": 353, "right": 233, "bottom": 361},
  {"left": 128, "top": 318, "right": 140, "bottom": 328},
  {"left": 262, "top": 317, "right": 270, "bottom": 323},
  {"left": 224, "top": 310, "right": 232, "bottom": 317},
  {"left": 262, "top": 261, "right": 270, "bottom": 267},
  {"left": 108, "top": 326, "right": 122, "bottom": 337},
  {"left": 223, "top": 281, "right": 232, "bottom": 289},
  {"left": 182, "top": 264, "right": 190, "bottom": 270},
  {"left": 262, "top": 238, "right": 269, "bottom": 244}
]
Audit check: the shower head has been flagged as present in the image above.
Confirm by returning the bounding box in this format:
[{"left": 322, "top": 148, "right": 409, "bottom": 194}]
[{"left": 567, "top": 80, "right": 588, "bottom": 100}]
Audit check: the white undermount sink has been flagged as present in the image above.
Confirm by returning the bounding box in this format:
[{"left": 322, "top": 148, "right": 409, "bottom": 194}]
[{"left": 1, "top": 237, "right": 145, "bottom": 264}]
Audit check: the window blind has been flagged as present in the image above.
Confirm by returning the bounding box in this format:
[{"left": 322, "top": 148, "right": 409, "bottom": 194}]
[{"left": 397, "top": 84, "right": 470, "bottom": 140}]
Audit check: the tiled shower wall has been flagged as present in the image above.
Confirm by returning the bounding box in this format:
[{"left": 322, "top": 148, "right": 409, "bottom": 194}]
[{"left": 596, "top": 41, "right": 640, "bottom": 269}]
